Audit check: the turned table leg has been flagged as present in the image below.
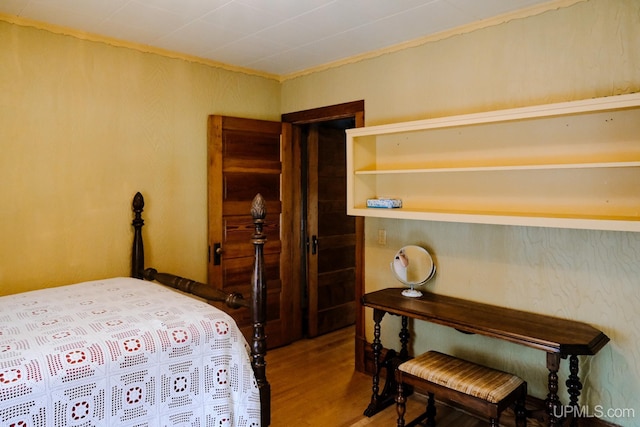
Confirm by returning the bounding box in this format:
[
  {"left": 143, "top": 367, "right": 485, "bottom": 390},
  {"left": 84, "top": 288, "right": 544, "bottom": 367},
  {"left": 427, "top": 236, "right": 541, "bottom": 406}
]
[
  {"left": 364, "top": 310, "right": 408, "bottom": 417},
  {"left": 566, "top": 354, "right": 582, "bottom": 427},
  {"left": 546, "top": 352, "right": 562, "bottom": 427},
  {"left": 399, "top": 315, "right": 409, "bottom": 360},
  {"left": 364, "top": 309, "right": 387, "bottom": 416}
]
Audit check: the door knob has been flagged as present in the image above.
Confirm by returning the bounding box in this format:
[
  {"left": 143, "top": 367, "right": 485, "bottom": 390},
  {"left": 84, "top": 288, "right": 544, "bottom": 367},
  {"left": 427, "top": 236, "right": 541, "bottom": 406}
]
[{"left": 213, "top": 242, "right": 222, "bottom": 265}]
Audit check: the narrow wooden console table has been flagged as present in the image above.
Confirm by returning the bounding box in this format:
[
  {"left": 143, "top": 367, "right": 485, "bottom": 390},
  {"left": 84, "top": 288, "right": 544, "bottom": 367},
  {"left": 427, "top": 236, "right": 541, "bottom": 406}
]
[{"left": 362, "top": 288, "right": 610, "bottom": 427}]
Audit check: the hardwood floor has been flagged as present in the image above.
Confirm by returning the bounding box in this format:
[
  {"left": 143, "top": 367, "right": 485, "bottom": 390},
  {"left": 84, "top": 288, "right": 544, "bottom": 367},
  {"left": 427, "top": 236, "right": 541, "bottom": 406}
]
[{"left": 268, "top": 326, "right": 541, "bottom": 427}]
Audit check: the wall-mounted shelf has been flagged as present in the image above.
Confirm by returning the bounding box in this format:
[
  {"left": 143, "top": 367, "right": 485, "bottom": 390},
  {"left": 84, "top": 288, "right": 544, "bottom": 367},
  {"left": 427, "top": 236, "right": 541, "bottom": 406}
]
[{"left": 346, "top": 93, "right": 640, "bottom": 232}]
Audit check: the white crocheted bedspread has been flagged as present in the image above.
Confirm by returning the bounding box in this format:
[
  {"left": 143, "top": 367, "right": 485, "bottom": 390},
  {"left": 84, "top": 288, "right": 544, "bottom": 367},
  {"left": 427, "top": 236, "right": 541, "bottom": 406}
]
[{"left": 0, "top": 277, "right": 260, "bottom": 426}]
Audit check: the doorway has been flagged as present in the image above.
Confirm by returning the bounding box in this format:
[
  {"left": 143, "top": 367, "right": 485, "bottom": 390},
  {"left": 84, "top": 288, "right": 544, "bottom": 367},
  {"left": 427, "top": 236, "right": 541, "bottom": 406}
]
[{"left": 282, "top": 101, "right": 365, "bottom": 339}]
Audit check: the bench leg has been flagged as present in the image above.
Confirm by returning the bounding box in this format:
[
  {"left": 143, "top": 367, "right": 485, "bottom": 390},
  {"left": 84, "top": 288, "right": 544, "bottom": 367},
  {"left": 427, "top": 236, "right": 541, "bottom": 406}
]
[
  {"left": 426, "top": 392, "right": 436, "bottom": 427},
  {"left": 515, "top": 383, "right": 528, "bottom": 427},
  {"left": 396, "top": 380, "right": 406, "bottom": 427}
]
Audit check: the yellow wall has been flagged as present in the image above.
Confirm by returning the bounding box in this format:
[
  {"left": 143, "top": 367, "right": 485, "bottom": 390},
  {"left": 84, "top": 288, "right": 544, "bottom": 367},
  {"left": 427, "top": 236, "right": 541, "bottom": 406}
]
[
  {"left": 1, "top": 0, "right": 639, "bottom": 424},
  {"left": 282, "top": 0, "right": 639, "bottom": 424},
  {"left": 0, "top": 20, "right": 281, "bottom": 294}
]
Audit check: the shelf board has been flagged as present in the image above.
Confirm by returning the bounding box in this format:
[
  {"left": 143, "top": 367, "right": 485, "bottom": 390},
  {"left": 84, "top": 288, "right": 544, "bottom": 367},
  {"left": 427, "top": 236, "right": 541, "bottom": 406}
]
[
  {"left": 347, "top": 93, "right": 640, "bottom": 138},
  {"left": 355, "top": 161, "right": 640, "bottom": 175},
  {"left": 348, "top": 207, "right": 640, "bottom": 232}
]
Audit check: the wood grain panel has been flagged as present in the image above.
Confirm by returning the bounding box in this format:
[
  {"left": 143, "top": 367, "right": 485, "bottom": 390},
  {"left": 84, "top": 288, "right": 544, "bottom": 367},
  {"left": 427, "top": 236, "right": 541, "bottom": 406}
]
[{"left": 209, "top": 115, "right": 292, "bottom": 349}]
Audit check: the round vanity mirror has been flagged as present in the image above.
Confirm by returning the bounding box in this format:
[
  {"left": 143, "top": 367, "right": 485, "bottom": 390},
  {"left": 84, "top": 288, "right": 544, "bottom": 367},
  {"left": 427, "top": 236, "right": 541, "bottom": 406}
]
[{"left": 391, "top": 245, "right": 435, "bottom": 297}]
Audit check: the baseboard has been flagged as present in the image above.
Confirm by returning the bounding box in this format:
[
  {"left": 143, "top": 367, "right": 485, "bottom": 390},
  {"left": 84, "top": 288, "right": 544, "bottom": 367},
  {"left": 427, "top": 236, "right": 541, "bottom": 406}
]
[{"left": 357, "top": 338, "right": 620, "bottom": 427}]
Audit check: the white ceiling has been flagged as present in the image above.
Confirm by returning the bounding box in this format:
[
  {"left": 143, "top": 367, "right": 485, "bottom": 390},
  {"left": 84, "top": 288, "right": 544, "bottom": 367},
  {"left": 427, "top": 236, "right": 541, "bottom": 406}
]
[{"left": 2, "top": 0, "right": 562, "bottom": 77}]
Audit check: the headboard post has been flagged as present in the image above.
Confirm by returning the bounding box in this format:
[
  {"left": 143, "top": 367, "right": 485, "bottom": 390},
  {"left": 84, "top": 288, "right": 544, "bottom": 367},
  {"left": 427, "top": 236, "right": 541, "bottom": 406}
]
[
  {"left": 250, "top": 193, "right": 270, "bottom": 427},
  {"left": 131, "top": 192, "right": 145, "bottom": 279}
]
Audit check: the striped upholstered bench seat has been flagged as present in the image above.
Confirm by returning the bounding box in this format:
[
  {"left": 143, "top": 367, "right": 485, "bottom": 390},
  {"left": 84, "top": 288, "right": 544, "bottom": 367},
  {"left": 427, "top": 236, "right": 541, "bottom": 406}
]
[{"left": 395, "top": 351, "right": 527, "bottom": 427}]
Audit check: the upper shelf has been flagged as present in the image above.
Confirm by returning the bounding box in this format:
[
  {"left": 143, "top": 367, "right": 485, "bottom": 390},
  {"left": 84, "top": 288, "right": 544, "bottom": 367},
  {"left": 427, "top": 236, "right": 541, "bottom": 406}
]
[
  {"left": 354, "top": 160, "right": 640, "bottom": 174},
  {"left": 346, "top": 93, "right": 640, "bottom": 232}
]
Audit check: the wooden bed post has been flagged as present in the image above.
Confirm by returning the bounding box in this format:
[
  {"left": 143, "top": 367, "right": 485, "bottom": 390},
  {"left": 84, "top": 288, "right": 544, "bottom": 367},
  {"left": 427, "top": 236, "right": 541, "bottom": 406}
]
[
  {"left": 131, "top": 192, "right": 145, "bottom": 279},
  {"left": 250, "top": 193, "right": 270, "bottom": 427},
  {"left": 132, "top": 191, "right": 270, "bottom": 425}
]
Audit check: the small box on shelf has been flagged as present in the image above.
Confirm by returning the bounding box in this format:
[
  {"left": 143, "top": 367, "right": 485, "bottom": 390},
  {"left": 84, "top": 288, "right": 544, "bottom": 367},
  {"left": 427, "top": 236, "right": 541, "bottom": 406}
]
[{"left": 366, "top": 198, "right": 403, "bottom": 209}]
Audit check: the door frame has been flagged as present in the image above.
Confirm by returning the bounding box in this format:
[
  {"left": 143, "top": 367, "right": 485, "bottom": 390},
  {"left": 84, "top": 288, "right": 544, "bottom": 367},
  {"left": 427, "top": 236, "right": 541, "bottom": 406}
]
[{"left": 282, "top": 101, "right": 365, "bottom": 367}]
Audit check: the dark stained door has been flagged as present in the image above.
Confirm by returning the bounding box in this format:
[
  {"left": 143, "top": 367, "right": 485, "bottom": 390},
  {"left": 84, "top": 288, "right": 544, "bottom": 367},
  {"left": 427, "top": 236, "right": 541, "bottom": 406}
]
[
  {"left": 282, "top": 101, "right": 364, "bottom": 343},
  {"left": 208, "top": 115, "right": 293, "bottom": 349},
  {"left": 305, "top": 123, "right": 357, "bottom": 337}
]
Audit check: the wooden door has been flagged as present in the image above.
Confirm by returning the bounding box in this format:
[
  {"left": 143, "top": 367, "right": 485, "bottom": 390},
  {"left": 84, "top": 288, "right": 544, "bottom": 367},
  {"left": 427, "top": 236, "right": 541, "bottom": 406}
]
[
  {"left": 305, "top": 124, "right": 357, "bottom": 337},
  {"left": 208, "top": 115, "right": 293, "bottom": 349}
]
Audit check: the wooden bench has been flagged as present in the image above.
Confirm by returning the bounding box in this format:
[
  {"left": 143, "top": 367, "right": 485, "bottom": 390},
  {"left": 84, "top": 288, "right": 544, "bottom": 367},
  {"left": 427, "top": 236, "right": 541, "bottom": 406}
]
[{"left": 395, "top": 351, "right": 527, "bottom": 427}]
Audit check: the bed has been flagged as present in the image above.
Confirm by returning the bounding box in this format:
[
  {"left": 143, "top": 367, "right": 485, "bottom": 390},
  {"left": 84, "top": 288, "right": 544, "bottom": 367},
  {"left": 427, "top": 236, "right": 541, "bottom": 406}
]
[{"left": 0, "top": 192, "right": 270, "bottom": 426}]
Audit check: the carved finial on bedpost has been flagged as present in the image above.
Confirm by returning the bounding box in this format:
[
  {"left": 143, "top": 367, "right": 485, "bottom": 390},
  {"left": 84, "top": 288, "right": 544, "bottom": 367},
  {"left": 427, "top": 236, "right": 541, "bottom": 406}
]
[
  {"left": 131, "top": 192, "right": 145, "bottom": 279},
  {"left": 250, "top": 192, "right": 267, "bottom": 224},
  {"left": 250, "top": 193, "right": 270, "bottom": 426}
]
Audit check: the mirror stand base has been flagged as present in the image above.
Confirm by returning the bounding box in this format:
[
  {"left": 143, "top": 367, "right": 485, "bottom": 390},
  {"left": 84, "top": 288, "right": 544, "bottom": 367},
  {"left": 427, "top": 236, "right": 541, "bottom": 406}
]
[{"left": 402, "top": 288, "right": 423, "bottom": 298}]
